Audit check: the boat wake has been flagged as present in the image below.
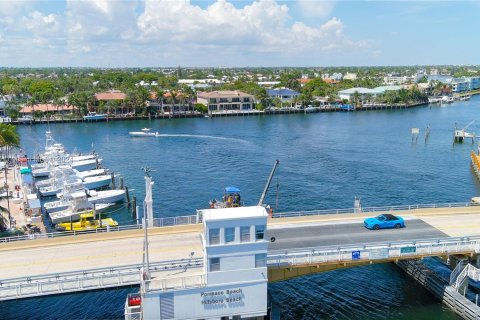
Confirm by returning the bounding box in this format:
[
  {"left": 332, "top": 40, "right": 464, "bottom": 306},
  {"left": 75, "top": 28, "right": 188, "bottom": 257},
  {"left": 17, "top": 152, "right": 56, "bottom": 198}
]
[{"left": 157, "top": 134, "right": 247, "bottom": 143}]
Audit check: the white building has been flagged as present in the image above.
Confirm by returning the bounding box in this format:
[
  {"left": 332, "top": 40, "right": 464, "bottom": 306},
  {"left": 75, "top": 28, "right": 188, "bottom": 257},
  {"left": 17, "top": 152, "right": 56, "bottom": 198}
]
[
  {"left": 132, "top": 206, "right": 269, "bottom": 319},
  {"left": 338, "top": 86, "right": 403, "bottom": 101},
  {"left": 197, "top": 91, "right": 255, "bottom": 112}
]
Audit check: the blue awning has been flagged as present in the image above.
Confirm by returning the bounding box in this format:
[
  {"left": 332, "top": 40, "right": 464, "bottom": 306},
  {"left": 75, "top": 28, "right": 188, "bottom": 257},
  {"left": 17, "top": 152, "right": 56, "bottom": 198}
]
[
  {"left": 22, "top": 173, "right": 33, "bottom": 185},
  {"left": 28, "top": 199, "right": 41, "bottom": 209},
  {"left": 225, "top": 186, "right": 241, "bottom": 193}
]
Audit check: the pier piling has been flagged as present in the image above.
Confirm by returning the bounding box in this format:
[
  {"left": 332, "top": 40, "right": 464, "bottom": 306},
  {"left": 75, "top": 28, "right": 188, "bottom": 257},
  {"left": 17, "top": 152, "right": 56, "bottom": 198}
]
[
  {"left": 111, "top": 172, "right": 115, "bottom": 189},
  {"left": 125, "top": 186, "right": 130, "bottom": 206},
  {"left": 132, "top": 197, "right": 137, "bottom": 218}
]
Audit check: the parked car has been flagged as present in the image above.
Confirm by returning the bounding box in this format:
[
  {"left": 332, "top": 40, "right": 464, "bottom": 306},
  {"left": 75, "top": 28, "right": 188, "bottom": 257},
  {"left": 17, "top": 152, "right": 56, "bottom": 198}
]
[{"left": 364, "top": 214, "right": 405, "bottom": 230}]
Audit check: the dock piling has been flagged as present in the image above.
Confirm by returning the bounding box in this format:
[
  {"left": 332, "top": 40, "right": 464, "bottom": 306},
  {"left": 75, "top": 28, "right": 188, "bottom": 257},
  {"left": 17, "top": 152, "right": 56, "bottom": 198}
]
[
  {"left": 111, "top": 172, "right": 115, "bottom": 189},
  {"left": 125, "top": 186, "right": 130, "bottom": 206},
  {"left": 132, "top": 197, "right": 137, "bottom": 218}
]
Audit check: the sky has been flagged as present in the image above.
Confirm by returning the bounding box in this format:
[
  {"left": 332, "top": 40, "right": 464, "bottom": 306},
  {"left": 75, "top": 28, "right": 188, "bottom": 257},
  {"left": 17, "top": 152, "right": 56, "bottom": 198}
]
[{"left": 0, "top": 0, "right": 478, "bottom": 68}]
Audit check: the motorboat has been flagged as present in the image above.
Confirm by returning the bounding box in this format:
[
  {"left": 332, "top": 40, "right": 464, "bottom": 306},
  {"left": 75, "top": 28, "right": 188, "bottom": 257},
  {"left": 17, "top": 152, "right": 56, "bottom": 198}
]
[
  {"left": 74, "top": 168, "right": 106, "bottom": 179},
  {"left": 85, "top": 189, "right": 126, "bottom": 205},
  {"left": 49, "top": 204, "right": 114, "bottom": 224},
  {"left": 305, "top": 106, "right": 317, "bottom": 113},
  {"left": 55, "top": 212, "right": 117, "bottom": 231},
  {"left": 72, "top": 158, "right": 102, "bottom": 171},
  {"left": 129, "top": 128, "right": 160, "bottom": 137},
  {"left": 38, "top": 179, "right": 83, "bottom": 197},
  {"left": 83, "top": 112, "right": 107, "bottom": 121},
  {"left": 82, "top": 174, "right": 112, "bottom": 190},
  {"left": 209, "top": 186, "right": 243, "bottom": 209}
]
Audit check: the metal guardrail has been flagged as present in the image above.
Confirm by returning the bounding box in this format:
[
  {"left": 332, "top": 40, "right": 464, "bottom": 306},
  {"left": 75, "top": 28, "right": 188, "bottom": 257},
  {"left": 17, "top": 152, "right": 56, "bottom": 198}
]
[
  {"left": 0, "top": 214, "right": 198, "bottom": 244},
  {"left": 267, "top": 236, "right": 480, "bottom": 268},
  {"left": 0, "top": 258, "right": 202, "bottom": 301},
  {"left": 142, "top": 274, "right": 206, "bottom": 293},
  {"left": 272, "top": 202, "right": 475, "bottom": 218}
]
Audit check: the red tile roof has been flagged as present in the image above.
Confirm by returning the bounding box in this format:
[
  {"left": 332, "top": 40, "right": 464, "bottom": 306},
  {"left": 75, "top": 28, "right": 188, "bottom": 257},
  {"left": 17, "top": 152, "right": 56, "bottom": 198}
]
[
  {"left": 20, "top": 104, "right": 75, "bottom": 113},
  {"left": 95, "top": 90, "right": 126, "bottom": 101}
]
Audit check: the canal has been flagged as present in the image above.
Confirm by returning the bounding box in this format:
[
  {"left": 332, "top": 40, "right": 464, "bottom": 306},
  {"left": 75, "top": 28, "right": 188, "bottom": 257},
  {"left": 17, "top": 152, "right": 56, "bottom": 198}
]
[{"left": 4, "top": 97, "right": 479, "bottom": 319}]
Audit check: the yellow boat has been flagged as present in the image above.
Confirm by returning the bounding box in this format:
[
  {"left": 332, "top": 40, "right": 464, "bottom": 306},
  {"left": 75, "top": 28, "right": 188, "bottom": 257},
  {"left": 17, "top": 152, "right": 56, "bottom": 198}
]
[{"left": 55, "top": 212, "right": 118, "bottom": 231}]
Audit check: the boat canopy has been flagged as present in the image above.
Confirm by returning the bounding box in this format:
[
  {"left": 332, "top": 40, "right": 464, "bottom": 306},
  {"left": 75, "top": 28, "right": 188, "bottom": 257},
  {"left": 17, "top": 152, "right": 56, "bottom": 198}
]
[{"left": 224, "top": 186, "right": 241, "bottom": 193}]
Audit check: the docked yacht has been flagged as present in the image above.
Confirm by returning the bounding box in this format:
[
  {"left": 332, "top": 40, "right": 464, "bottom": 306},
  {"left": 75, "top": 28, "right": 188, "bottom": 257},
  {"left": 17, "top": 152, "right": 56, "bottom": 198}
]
[
  {"left": 83, "top": 112, "right": 107, "bottom": 121},
  {"left": 49, "top": 203, "right": 113, "bottom": 224},
  {"left": 129, "top": 128, "right": 160, "bottom": 137},
  {"left": 74, "top": 168, "right": 106, "bottom": 179},
  {"left": 71, "top": 158, "right": 102, "bottom": 171},
  {"left": 82, "top": 174, "right": 111, "bottom": 190}
]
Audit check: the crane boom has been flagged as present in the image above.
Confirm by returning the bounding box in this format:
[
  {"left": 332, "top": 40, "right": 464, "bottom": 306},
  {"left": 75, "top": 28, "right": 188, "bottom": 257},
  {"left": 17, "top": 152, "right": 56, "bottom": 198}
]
[{"left": 258, "top": 160, "right": 279, "bottom": 206}]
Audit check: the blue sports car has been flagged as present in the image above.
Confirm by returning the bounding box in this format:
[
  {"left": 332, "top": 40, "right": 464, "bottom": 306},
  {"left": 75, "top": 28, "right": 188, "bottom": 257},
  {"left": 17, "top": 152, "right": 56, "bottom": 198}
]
[{"left": 364, "top": 214, "right": 405, "bottom": 230}]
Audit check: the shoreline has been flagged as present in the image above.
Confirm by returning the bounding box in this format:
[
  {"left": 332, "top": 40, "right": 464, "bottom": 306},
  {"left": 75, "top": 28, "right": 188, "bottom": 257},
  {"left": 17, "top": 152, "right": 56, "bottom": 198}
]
[{"left": 6, "top": 101, "right": 430, "bottom": 125}]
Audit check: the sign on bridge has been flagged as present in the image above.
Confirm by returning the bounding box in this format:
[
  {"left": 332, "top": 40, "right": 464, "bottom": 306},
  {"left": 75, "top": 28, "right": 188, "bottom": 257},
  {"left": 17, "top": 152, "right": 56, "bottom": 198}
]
[{"left": 400, "top": 247, "right": 417, "bottom": 254}]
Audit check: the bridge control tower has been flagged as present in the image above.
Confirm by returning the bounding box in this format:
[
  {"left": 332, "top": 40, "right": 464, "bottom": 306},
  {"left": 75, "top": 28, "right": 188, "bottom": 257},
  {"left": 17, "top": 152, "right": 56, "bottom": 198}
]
[{"left": 127, "top": 205, "right": 269, "bottom": 320}]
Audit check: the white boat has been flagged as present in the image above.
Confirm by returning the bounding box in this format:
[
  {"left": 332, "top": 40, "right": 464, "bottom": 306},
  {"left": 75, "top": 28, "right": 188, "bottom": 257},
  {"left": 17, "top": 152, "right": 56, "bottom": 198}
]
[
  {"left": 32, "top": 166, "right": 51, "bottom": 178},
  {"left": 72, "top": 158, "right": 102, "bottom": 171},
  {"left": 39, "top": 179, "right": 83, "bottom": 197},
  {"left": 129, "top": 128, "right": 160, "bottom": 137},
  {"left": 441, "top": 96, "right": 454, "bottom": 104},
  {"left": 70, "top": 154, "right": 97, "bottom": 162},
  {"left": 83, "top": 112, "right": 107, "bottom": 121},
  {"left": 84, "top": 189, "right": 126, "bottom": 205},
  {"left": 305, "top": 106, "right": 317, "bottom": 113},
  {"left": 49, "top": 204, "right": 114, "bottom": 224},
  {"left": 82, "top": 174, "right": 112, "bottom": 190},
  {"left": 74, "top": 168, "right": 106, "bottom": 179}
]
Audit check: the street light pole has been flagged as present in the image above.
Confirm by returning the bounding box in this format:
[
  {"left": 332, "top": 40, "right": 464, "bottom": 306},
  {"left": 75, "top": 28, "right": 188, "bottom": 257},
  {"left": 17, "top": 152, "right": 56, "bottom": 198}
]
[{"left": 4, "top": 167, "right": 10, "bottom": 228}]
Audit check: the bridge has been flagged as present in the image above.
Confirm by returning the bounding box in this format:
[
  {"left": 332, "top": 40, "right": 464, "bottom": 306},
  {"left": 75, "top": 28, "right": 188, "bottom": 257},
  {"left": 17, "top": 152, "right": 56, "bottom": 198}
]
[{"left": 1, "top": 203, "right": 480, "bottom": 302}]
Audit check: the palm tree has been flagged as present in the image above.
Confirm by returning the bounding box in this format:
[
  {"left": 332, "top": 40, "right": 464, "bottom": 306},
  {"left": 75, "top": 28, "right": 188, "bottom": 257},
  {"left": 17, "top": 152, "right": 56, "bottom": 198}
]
[
  {"left": 168, "top": 90, "right": 178, "bottom": 116},
  {"left": 0, "top": 124, "right": 20, "bottom": 160},
  {"left": 155, "top": 88, "right": 165, "bottom": 114}
]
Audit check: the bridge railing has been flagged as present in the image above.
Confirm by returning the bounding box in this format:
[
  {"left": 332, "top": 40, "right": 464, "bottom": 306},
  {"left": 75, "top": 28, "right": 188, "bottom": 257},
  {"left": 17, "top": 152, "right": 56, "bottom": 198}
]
[
  {"left": 0, "top": 214, "right": 198, "bottom": 244},
  {"left": 0, "top": 258, "right": 203, "bottom": 301},
  {"left": 267, "top": 236, "right": 480, "bottom": 268},
  {"left": 142, "top": 274, "right": 206, "bottom": 293},
  {"left": 272, "top": 202, "right": 475, "bottom": 218}
]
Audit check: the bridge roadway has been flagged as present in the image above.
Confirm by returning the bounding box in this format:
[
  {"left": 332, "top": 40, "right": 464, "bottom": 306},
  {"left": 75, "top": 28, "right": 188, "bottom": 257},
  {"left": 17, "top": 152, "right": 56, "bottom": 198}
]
[{"left": 1, "top": 206, "right": 480, "bottom": 281}]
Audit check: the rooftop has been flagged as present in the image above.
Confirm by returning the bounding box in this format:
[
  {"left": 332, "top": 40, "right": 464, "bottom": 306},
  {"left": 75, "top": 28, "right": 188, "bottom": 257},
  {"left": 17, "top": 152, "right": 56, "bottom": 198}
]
[
  {"left": 95, "top": 90, "right": 126, "bottom": 101},
  {"left": 267, "top": 88, "right": 300, "bottom": 96},
  {"left": 203, "top": 206, "right": 268, "bottom": 221},
  {"left": 197, "top": 90, "right": 253, "bottom": 98},
  {"left": 20, "top": 104, "right": 75, "bottom": 113}
]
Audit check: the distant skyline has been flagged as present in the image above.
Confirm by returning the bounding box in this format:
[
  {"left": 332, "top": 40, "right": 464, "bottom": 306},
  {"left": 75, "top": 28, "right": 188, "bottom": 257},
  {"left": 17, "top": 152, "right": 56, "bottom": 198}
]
[{"left": 0, "top": 0, "right": 478, "bottom": 68}]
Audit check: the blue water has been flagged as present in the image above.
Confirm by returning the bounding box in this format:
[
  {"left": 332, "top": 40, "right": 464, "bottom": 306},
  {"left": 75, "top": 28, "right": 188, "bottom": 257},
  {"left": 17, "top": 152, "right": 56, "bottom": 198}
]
[{"left": 5, "top": 97, "right": 480, "bottom": 319}]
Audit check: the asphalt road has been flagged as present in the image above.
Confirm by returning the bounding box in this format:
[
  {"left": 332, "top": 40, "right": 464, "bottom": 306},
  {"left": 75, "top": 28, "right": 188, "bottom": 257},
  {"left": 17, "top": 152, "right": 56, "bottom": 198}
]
[{"left": 268, "top": 219, "right": 448, "bottom": 251}]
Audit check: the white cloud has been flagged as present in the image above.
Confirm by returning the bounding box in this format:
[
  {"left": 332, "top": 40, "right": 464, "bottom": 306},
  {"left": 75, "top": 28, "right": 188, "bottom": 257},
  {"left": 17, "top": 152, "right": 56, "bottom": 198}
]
[
  {"left": 296, "top": 0, "right": 336, "bottom": 19},
  {"left": 137, "top": 0, "right": 361, "bottom": 56},
  {"left": 0, "top": 0, "right": 374, "bottom": 67}
]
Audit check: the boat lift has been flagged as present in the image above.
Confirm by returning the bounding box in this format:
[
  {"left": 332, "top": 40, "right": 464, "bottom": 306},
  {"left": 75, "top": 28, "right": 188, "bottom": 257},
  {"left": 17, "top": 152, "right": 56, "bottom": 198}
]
[{"left": 454, "top": 121, "right": 475, "bottom": 143}]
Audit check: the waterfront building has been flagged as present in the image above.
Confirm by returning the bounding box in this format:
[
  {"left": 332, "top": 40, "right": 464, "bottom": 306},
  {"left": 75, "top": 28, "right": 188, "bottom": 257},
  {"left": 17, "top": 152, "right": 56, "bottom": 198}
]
[
  {"left": 338, "top": 85, "right": 402, "bottom": 101},
  {"left": 449, "top": 76, "right": 480, "bottom": 93},
  {"left": 94, "top": 90, "right": 127, "bottom": 102},
  {"left": 94, "top": 90, "right": 127, "bottom": 114},
  {"left": 19, "top": 104, "right": 75, "bottom": 117},
  {"left": 197, "top": 91, "right": 255, "bottom": 112},
  {"left": 450, "top": 78, "right": 470, "bottom": 93},
  {"left": 267, "top": 88, "right": 300, "bottom": 104},
  {"left": 147, "top": 91, "right": 194, "bottom": 114}
]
